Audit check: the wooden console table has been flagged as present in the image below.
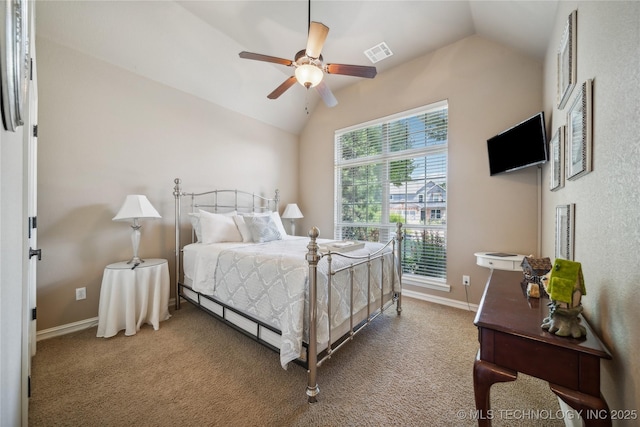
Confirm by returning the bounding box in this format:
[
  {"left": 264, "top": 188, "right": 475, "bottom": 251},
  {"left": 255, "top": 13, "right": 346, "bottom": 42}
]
[{"left": 473, "top": 269, "right": 612, "bottom": 426}]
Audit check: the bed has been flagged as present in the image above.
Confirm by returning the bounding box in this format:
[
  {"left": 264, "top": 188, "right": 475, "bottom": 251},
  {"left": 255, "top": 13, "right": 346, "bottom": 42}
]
[{"left": 172, "top": 178, "right": 403, "bottom": 402}]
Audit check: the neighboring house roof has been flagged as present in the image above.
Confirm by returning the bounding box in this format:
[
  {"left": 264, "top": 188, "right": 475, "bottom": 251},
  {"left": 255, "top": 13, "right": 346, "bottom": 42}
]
[{"left": 390, "top": 180, "right": 446, "bottom": 203}]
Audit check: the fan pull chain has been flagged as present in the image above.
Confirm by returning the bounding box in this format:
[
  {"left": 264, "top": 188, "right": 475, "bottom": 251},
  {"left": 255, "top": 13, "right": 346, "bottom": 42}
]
[{"left": 305, "top": 88, "right": 310, "bottom": 115}]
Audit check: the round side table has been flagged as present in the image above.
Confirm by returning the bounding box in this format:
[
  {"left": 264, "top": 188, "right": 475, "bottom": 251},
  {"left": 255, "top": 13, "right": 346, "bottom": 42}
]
[{"left": 97, "top": 258, "right": 171, "bottom": 338}]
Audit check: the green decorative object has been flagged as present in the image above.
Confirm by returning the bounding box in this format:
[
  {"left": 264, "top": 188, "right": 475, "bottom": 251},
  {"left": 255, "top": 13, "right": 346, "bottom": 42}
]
[{"left": 541, "top": 259, "right": 587, "bottom": 338}]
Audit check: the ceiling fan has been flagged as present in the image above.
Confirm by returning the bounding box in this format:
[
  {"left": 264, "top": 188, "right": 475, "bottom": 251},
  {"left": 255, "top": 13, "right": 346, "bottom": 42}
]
[{"left": 238, "top": 3, "right": 377, "bottom": 107}]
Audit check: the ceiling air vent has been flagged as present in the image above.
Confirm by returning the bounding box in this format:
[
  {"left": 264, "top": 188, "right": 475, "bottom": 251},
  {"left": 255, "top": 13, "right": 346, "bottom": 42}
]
[{"left": 364, "top": 42, "right": 393, "bottom": 64}]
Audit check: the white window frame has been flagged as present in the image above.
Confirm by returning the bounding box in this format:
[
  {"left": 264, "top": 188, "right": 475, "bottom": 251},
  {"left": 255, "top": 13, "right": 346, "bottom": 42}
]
[{"left": 334, "top": 100, "right": 449, "bottom": 291}]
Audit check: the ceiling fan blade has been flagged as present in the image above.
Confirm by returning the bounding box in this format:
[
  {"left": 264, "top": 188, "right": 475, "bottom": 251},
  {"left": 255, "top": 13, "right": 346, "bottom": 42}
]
[
  {"left": 306, "top": 21, "right": 329, "bottom": 59},
  {"left": 326, "top": 63, "right": 377, "bottom": 79},
  {"left": 239, "top": 51, "right": 293, "bottom": 67},
  {"left": 315, "top": 81, "right": 338, "bottom": 107},
  {"left": 267, "top": 76, "right": 298, "bottom": 99}
]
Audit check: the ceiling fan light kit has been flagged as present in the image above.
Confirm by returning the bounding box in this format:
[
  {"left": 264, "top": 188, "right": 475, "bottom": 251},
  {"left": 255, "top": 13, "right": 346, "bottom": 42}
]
[
  {"left": 238, "top": 7, "right": 376, "bottom": 107},
  {"left": 293, "top": 49, "right": 324, "bottom": 88},
  {"left": 295, "top": 63, "right": 323, "bottom": 88}
]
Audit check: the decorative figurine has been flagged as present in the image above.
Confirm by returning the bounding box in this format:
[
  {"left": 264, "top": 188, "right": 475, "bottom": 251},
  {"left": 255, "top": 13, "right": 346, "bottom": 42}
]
[
  {"left": 521, "top": 256, "right": 552, "bottom": 298},
  {"left": 541, "top": 259, "right": 587, "bottom": 338}
]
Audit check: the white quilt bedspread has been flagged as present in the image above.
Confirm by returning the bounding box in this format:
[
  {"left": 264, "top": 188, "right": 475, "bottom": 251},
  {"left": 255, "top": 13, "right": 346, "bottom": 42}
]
[{"left": 185, "top": 237, "right": 398, "bottom": 368}]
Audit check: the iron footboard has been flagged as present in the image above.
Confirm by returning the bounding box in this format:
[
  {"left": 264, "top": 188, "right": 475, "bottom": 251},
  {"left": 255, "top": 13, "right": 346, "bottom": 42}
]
[{"left": 305, "top": 223, "right": 403, "bottom": 403}]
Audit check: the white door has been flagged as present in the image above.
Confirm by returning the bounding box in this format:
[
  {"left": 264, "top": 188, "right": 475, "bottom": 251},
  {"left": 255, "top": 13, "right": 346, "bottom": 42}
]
[
  {"left": 22, "top": 3, "right": 38, "bottom": 423},
  {"left": 25, "top": 13, "right": 38, "bottom": 369}
]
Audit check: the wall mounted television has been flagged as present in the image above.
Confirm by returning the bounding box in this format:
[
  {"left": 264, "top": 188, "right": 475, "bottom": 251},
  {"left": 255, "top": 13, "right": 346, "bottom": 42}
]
[{"left": 487, "top": 112, "right": 548, "bottom": 176}]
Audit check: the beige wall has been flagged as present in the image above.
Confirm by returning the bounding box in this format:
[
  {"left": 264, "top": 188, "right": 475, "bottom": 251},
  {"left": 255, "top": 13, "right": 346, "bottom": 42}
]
[
  {"left": 299, "top": 35, "right": 543, "bottom": 304},
  {"left": 36, "top": 38, "right": 299, "bottom": 330},
  {"left": 541, "top": 1, "right": 640, "bottom": 416}
]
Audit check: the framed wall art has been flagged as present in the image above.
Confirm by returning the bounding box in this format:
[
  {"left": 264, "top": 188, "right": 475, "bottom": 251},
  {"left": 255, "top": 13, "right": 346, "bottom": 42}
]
[
  {"left": 557, "top": 10, "right": 577, "bottom": 109},
  {"left": 549, "top": 126, "right": 565, "bottom": 191},
  {"left": 555, "top": 203, "right": 575, "bottom": 260},
  {"left": 0, "top": 0, "right": 30, "bottom": 132},
  {"left": 567, "top": 79, "right": 593, "bottom": 180}
]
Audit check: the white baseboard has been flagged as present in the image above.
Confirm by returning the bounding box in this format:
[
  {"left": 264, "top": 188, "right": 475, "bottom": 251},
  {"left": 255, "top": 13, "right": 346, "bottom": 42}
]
[
  {"left": 36, "top": 295, "right": 473, "bottom": 341},
  {"left": 402, "top": 289, "right": 478, "bottom": 312},
  {"left": 36, "top": 317, "right": 99, "bottom": 341},
  {"left": 36, "top": 298, "right": 177, "bottom": 341}
]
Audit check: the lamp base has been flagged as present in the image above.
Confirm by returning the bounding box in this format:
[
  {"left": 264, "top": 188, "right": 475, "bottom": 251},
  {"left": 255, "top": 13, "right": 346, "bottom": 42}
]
[{"left": 128, "top": 224, "right": 145, "bottom": 265}]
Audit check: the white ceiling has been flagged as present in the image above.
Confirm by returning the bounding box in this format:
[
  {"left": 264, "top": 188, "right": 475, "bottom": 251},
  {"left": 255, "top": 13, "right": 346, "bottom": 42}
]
[{"left": 35, "top": 1, "right": 558, "bottom": 135}]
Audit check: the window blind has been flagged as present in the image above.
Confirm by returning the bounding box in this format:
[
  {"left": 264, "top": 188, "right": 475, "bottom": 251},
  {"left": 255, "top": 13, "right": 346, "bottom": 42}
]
[{"left": 335, "top": 101, "right": 448, "bottom": 282}]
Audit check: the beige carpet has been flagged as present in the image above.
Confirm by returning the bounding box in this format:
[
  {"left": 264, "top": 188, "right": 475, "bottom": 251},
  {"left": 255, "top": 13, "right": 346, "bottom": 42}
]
[{"left": 29, "top": 297, "right": 563, "bottom": 426}]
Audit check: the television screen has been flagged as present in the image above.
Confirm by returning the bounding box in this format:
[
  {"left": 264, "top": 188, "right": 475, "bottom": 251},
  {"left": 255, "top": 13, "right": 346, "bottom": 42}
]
[{"left": 487, "top": 112, "right": 548, "bottom": 176}]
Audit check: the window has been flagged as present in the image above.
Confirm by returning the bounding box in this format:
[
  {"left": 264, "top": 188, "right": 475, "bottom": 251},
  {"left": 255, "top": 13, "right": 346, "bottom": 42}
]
[{"left": 334, "top": 101, "right": 448, "bottom": 286}]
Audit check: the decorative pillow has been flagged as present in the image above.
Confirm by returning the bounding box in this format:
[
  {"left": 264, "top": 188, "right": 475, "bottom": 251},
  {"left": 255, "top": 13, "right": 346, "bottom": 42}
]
[
  {"left": 239, "top": 211, "right": 271, "bottom": 217},
  {"left": 244, "top": 214, "right": 282, "bottom": 243},
  {"left": 198, "top": 210, "right": 242, "bottom": 243}
]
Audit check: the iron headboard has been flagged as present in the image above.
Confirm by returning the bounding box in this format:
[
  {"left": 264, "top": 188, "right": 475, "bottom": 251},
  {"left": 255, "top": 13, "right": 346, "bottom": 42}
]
[{"left": 172, "top": 177, "right": 280, "bottom": 308}]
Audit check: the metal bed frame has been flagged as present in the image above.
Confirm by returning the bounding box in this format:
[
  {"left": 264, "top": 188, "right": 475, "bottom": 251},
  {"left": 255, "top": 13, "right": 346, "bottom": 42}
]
[{"left": 173, "top": 178, "right": 403, "bottom": 402}]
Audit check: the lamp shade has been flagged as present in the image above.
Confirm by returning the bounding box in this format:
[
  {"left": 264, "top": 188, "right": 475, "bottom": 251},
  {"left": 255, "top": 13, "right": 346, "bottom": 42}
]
[
  {"left": 281, "top": 203, "right": 303, "bottom": 219},
  {"left": 113, "top": 195, "right": 161, "bottom": 221}
]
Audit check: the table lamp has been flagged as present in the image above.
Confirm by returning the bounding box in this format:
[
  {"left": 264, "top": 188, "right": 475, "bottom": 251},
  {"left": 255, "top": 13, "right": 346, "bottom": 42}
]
[
  {"left": 113, "top": 195, "right": 161, "bottom": 264},
  {"left": 281, "top": 203, "right": 303, "bottom": 236}
]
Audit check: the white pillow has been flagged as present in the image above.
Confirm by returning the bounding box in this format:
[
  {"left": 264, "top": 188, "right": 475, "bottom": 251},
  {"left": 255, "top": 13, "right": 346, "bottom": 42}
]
[
  {"left": 188, "top": 212, "right": 202, "bottom": 242},
  {"left": 198, "top": 210, "right": 242, "bottom": 243},
  {"left": 244, "top": 214, "right": 281, "bottom": 243},
  {"left": 233, "top": 215, "right": 252, "bottom": 243},
  {"left": 271, "top": 211, "right": 288, "bottom": 237},
  {"left": 188, "top": 210, "right": 237, "bottom": 242}
]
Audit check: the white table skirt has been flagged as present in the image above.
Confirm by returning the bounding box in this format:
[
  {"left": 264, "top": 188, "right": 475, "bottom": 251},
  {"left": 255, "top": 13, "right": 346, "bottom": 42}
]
[{"left": 97, "top": 258, "right": 171, "bottom": 338}]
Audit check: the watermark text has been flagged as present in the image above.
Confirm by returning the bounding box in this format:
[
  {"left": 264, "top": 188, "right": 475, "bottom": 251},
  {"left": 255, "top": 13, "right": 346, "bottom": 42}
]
[{"left": 454, "top": 408, "right": 637, "bottom": 421}]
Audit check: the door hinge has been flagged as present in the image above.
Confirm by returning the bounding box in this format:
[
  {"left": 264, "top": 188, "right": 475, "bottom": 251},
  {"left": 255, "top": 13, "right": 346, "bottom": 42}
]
[
  {"left": 32, "top": 124, "right": 37, "bottom": 137},
  {"left": 31, "top": 307, "right": 36, "bottom": 321},
  {"left": 29, "top": 248, "right": 41, "bottom": 261},
  {"left": 28, "top": 376, "right": 31, "bottom": 398},
  {"left": 30, "top": 58, "right": 33, "bottom": 81},
  {"left": 28, "top": 216, "right": 37, "bottom": 238}
]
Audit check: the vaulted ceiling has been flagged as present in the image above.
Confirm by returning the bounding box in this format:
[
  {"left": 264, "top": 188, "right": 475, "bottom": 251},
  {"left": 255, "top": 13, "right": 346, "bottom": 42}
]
[{"left": 36, "top": 1, "right": 558, "bottom": 135}]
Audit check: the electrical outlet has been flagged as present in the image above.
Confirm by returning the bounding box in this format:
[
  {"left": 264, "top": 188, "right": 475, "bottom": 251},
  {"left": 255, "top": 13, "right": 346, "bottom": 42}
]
[
  {"left": 462, "top": 275, "right": 470, "bottom": 286},
  {"left": 75, "top": 287, "right": 86, "bottom": 300}
]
